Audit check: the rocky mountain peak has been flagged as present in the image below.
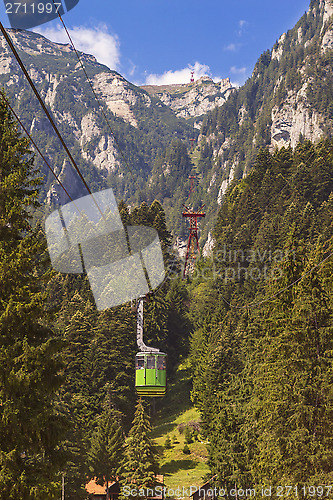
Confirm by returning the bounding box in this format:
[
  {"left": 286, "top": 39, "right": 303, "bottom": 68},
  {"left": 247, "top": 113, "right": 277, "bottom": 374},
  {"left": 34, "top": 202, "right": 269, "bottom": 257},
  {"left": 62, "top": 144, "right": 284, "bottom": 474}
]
[
  {"left": 0, "top": 28, "right": 195, "bottom": 206},
  {"left": 141, "top": 76, "right": 234, "bottom": 122},
  {"left": 317, "top": 0, "right": 333, "bottom": 23}
]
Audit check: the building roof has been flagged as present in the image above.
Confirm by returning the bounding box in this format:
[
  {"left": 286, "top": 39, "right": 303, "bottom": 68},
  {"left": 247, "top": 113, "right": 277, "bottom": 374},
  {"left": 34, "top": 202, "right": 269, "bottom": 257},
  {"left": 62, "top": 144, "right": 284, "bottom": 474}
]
[
  {"left": 86, "top": 479, "right": 118, "bottom": 495},
  {"left": 190, "top": 475, "right": 218, "bottom": 497},
  {"left": 86, "top": 476, "right": 164, "bottom": 496}
]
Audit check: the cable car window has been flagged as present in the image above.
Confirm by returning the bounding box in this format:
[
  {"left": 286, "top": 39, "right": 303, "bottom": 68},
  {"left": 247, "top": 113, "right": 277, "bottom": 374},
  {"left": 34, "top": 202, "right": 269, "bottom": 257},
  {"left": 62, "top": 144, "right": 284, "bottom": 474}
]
[
  {"left": 146, "top": 357, "right": 155, "bottom": 369},
  {"left": 157, "top": 357, "right": 166, "bottom": 370},
  {"left": 136, "top": 357, "right": 145, "bottom": 369}
]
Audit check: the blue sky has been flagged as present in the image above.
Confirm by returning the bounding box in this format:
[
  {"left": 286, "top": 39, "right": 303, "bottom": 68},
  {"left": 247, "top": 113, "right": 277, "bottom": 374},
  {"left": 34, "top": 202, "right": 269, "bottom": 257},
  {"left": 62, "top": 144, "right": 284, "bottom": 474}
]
[{"left": 0, "top": 0, "right": 311, "bottom": 86}]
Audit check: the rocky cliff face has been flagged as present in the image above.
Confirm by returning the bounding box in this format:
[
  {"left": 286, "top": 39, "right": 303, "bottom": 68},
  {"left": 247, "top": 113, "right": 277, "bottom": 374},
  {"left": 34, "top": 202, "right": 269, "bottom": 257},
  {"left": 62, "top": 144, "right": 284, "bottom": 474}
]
[
  {"left": 0, "top": 29, "right": 194, "bottom": 204},
  {"left": 268, "top": 0, "right": 333, "bottom": 151},
  {"left": 270, "top": 85, "right": 323, "bottom": 150},
  {"left": 197, "top": 0, "right": 333, "bottom": 210},
  {"left": 141, "top": 76, "right": 234, "bottom": 124},
  {"left": 0, "top": 1, "right": 332, "bottom": 248}
]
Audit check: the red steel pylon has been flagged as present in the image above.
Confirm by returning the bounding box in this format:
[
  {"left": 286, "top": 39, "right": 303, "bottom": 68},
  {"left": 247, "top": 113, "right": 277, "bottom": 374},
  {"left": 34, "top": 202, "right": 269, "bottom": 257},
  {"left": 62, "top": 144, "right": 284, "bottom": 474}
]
[
  {"left": 189, "top": 175, "right": 196, "bottom": 194},
  {"left": 182, "top": 204, "right": 205, "bottom": 277}
]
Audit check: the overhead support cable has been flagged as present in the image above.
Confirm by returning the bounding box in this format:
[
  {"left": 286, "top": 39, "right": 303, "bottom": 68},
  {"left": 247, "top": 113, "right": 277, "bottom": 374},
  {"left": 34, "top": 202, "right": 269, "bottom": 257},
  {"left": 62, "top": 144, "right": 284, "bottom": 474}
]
[
  {"left": 4, "top": 20, "right": 332, "bottom": 312},
  {"left": 0, "top": 22, "right": 107, "bottom": 218},
  {"left": 0, "top": 22, "right": 93, "bottom": 196},
  {"left": 1, "top": 90, "right": 93, "bottom": 228},
  {"left": 0, "top": 89, "right": 74, "bottom": 204},
  {"left": 51, "top": 0, "right": 138, "bottom": 187}
]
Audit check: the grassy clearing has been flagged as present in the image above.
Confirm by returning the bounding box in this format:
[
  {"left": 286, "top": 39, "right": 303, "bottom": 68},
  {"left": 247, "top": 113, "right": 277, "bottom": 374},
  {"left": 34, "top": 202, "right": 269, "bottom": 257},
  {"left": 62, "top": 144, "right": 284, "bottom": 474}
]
[{"left": 151, "top": 360, "right": 209, "bottom": 497}]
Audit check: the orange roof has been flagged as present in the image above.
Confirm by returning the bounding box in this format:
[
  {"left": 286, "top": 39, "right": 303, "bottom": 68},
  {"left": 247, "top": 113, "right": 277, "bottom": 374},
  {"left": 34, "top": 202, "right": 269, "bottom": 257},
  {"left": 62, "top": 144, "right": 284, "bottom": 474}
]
[
  {"left": 86, "top": 477, "right": 163, "bottom": 495},
  {"left": 86, "top": 479, "right": 116, "bottom": 495}
]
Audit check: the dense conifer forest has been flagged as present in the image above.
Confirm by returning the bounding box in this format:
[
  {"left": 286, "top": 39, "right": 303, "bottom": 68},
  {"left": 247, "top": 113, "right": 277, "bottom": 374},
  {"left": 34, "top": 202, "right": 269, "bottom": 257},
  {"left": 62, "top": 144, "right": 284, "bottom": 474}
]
[
  {"left": 189, "top": 140, "right": 333, "bottom": 493},
  {"left": 2, "top": 80, "right": 333, "bottom": 497},
  {"left": 0, "top": 91, "right": 191, "bottom": 497},
  {"left": 1, "top": 0, "right": 333, "bottom": 496}
]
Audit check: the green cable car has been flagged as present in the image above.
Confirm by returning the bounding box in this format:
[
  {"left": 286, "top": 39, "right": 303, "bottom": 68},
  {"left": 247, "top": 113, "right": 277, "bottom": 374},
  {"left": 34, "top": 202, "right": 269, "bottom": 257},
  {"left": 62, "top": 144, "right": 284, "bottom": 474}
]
[
  {"left": 135, "top": 352, "right": 167, "bottom": 397},
  {"left": 134, "top": 296, "right": 167, "bottom": 397}
]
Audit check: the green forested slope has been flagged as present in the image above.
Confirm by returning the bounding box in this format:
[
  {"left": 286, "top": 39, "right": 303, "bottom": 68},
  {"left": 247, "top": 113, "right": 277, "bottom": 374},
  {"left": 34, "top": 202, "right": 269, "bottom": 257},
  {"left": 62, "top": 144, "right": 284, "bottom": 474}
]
[
  {"left": 0, "top": 94, "right": 66, "bottom": 498},
  {"left": 2, "top": 1, "right": 333, "bottom": 496},
  {"left": 45, "top": 200, "right": 192, "bottom": 498},
  {"left": 189, "top": 139, "right": 333, "bottom": 493},
  {"left": 151, "top": 361, "right": 209, "bottom": 494},
  {"left": 0, "top": 99, "right": 193, "bottom": 498},
  {"left": 3, "top": 107, "right": 333, "bottom": 497},
  {"left": 2, "top": 80, "right": 333, "bottom": 499}
]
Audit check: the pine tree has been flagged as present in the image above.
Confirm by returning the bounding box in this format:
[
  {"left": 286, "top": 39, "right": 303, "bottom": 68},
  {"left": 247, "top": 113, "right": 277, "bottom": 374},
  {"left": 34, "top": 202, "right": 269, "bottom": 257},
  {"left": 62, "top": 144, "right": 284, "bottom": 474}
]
[
  {"left": 164, "top": 436, "right": 172, "bottom": 450},
  {"left": 182, "top": 444, "right": 190, "bottom": 455},
  {"left": 121, "top": 399, "right": 159, "bottom": 499},
  {"left": 184, "top": 426, "right": 193, "bottom": 444},
  {"left": 0, "top": 95, "right": 66, "bottom": 497},
  {"left": 56, "top": 295, "right": 100, "bottom": 499},
  {"left": 88, "top": 406, "right": 124, "bottom": 497},
  {"left": 250, "top": 235, "right": 333, "bottom": 490}
]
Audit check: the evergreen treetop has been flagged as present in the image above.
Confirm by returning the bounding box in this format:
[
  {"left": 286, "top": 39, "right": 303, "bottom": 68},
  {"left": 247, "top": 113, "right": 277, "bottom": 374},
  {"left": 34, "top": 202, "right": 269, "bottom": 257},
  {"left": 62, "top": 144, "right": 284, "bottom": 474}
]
[{"left": 121, "top": 399, "right": 159, "bottom": 499}]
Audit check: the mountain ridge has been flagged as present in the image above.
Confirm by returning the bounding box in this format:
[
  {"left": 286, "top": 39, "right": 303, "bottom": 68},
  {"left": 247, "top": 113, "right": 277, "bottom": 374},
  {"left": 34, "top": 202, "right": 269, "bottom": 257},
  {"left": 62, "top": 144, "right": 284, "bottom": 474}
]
[
  {"left": 196, "top": 0, "right": 333, "bottom": 214},
  {"left": 141, "top": 76, "right": 234, "bottom": 124},
  {"left": 0, "top": 0, "right": 332, "bottom": 249},
  {"left": 0, "top": 28, "right": 196, "bottom": 206}
]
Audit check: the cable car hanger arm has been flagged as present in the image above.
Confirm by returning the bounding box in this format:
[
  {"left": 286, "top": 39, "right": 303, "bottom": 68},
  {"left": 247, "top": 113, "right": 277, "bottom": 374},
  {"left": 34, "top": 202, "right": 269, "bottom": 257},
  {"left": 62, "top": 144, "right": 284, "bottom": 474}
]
[{"left": 136, "top": 296, "right": 159, "bottom": 353}]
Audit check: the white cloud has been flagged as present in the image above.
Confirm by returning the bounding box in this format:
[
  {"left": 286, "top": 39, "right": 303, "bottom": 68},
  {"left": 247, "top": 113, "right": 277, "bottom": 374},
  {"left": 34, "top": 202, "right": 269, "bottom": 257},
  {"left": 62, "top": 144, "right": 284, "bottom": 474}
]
[
  {"left": 224, "top": 43, "right": 237, "bottom": 52},
  {"left": 230, "top": 66, "right": 247, "bottom": 75},
  {"left": 237, "top": 19, "right": 248, "bottom": 37},
  {"left": 144, "top": 61, "right": 221, "bottom": 85},
  {"left": 128, "top": 60, "right": 137, "bottom": 77},
  {"left": 33, "top": 24, "right": 120, "bottom": 70}
]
